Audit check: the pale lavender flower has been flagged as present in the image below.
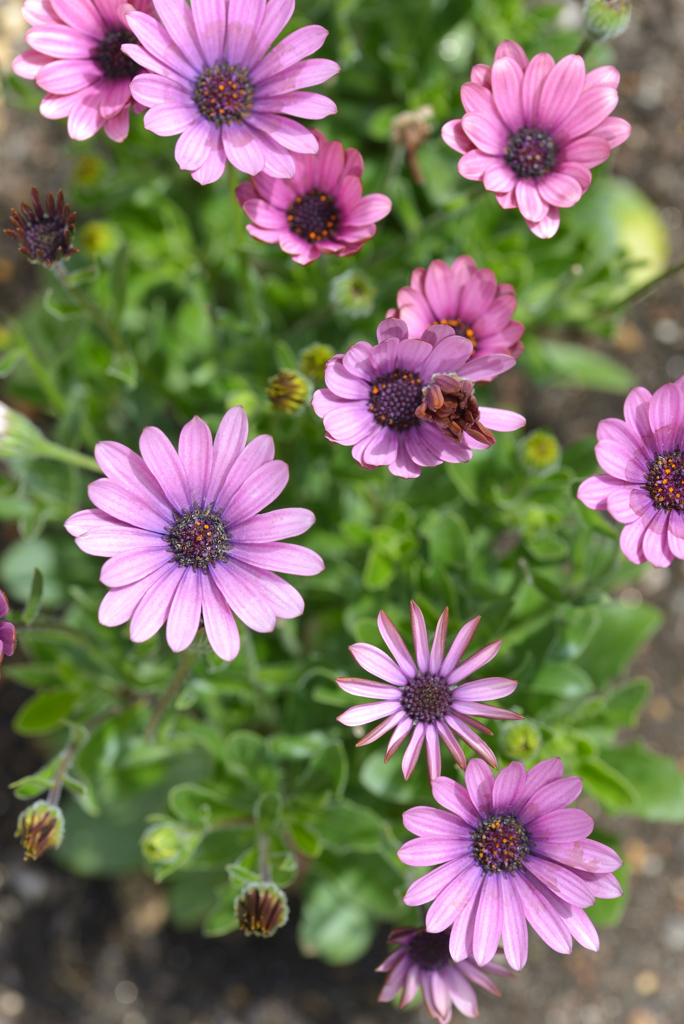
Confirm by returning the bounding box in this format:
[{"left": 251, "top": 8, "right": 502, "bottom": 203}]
[
  {"left": 386, "top": 256, "right": 524, "bottom": 362},
  {"left": 65, "top": 408, "right": 324, "bottom": 661},
  {"left": 441, "top": 40, "right": 631, "bottom": 238},
  {"left": 399, "top": 758, "right": 623, "bottom": 970},
  {"left": 376, "top": 927, "right": 513, "bottom": 1023},
  {"left": 311, "top": 318, "right": 525, "bottom": 479},
  {"left": 0, "top": 590, "right": 17, "bottom": 669},
  {"left": 123, "top": 0, "right": 340, "bottom": 184},
  {"left": 236, "top": 129, "right": 392, "bottom": 265},
  {"left": 337, "top": 602, "right": 520, "bottom": 779},
  {"left": 577, "top": 377, "right": 684, "bottom": 568}
]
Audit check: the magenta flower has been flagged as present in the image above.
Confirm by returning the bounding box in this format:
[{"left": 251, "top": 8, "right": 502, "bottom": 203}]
[
  {"left": 441, "top": 40, "right": 631, "bottom": 238},
  {"left": 577, "top": 377, "right": 684, "bottom": 568},
  {"left": 399, "top": 758, "right": 623, "bottom": 970},
  {"left": 311, "top": 318, "right": 525, "bottom": 479},
  {"left": 235, "top": 130, "right": 392, "bottom": 265},
  {"left": 12, "top": 0, "right": 152, "bottom": 142},
  {"left": 122, "top": 0, "right": 339, "bottom": 185},
  {"left": 387, "top": 257, "right": 524, "bottom": 362},
  {"left": 336, "top": 602, "right": 520, "bottom": 780},
  {"left": 0, "top": 590, "right": 17, "bottom": 671},
  {"left": 65, "top": 408, "right": 324, "bottom": 661},
  {"left": 376, "top": 927, "right": 513, "bottom": 1023}
]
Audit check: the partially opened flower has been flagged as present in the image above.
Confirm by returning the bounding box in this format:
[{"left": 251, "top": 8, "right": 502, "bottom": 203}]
[
  {"left": 376, "top": 927, "right": 513, "bottom": 1023},
  {"left": 399, "top": 758, "right": 623, "bottom": 969},
  {"left": 387, "top": 257, "right": 524, "bottom": 362},
  {"left": 65, "top": 408, "right": 324, "bottom": 661},
  {"left": 13, "top": 0, "right": 152, "bottom": 142},
  {"left": 123, "top": 0, "right": 339, "bottom": 184},
  {"left": 311, "top": 318, "right": 525, "bottom": 479},
  {"left": 236, "top": 130, "right": 391, "bottom": 265},
  {"left": 5, "top": 187, "right": 77, "bottom": 267},
  {"left": 336, "top": 602, "right": 520, "bottom": 779},
  {"left": 441, "top": 40, "right": 631, "bottom": 238},
  {"left": 0, "top": 590, "right": 17, "bottom": 670},
  {"left": 577, "top": 377, "right": 684, "bottom": 567}
]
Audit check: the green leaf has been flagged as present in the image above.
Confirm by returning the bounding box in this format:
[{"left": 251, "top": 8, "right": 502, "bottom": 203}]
[
  {"left": 362, "top": 548, "right": 394, "bottom": 591},
  {"left": 289, "top": 823, "right": 323, "bottom": 858},
  {"left": 202, "top": 881, "right": 241, "bottom": 938},
  {"left": 312, "top": 799, "right": 388, "bottom": 854},
  {"left": 168, "top": 872, "right": 225, "bottom": 932},
  {"left": 358, "top": 749, "right": 431, "bottom": 806},
  {"left": 310, "top": 683, "right": 351, "bottom": 708},
  {"left": 537, "top": 340, "right": 637, "bottom": 396},
  {"left": 581, "top": 678, "right": 652, "bottom": 728},
  {"left": 297, "top": 877, "right": 376, "bottom": 966},
  {"left": 21, "top": 568, "right": 43, "bottom": 626},
  {"left": 12, "top": 691, "right": 76, "bottom": 736},
  {"left": 167, "top": 782, "right": 237, "bottom": 826},
  {"left": 578, "top": 602, "right": 664, "bottom": 686},
  {"left": 602, "top": 741, "right": 684, "bottom": 822},
  {"left": 577, "top": 756, "right": 638, "bottom": 812},
  {"left": 297, "top": 742, "right": 348, "bottom": 800},
  {"left": 529, "top": 662, "right": 594, "bottom": 699},
  {"left": 9, "top": 756, "right": 60, "bottom": 799},
  {"left": 418, "top": 510, "right": 469, "bottom": 567},
  {"left": 0, "top": 348, "right": 24, "bottom": 379}
]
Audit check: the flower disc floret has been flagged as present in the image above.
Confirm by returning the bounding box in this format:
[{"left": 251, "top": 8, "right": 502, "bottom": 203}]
[
  {"left": 237, "top": 131, "right": 391, "bottom": 265},
  {"left": 96, "top": 30, "right": 140, "bottom": 79},
  {"left": 65, "top": 408, "right": 324, "bottom": 662},
  {"left": 408, "top": 929, "right": 451, "bottom": 971},
  {"left": 399, "top": 758, "right": 623, "bottom": 970},
  {"left": 193, "top": 62, "right": 253, "bottom": 125},
  {"left": 577, "top": 376, "right": 684, "bottom": 567},
  {"left": 335, "top": 601, "right": 521, "bottom": 780},
  {"left": 387, "top": 257, "right": 524, "bottom": 366},
  {"left": 369, "top": 370, "right": 424, "bottom": 431},
  {"left": 441, "top": 40, "right": 631, "bottom": 238}
]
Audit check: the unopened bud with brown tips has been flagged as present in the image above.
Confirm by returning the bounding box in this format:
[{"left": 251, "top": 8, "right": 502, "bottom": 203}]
[
  {"left": 15, "top": 800, "right": 65, "bottom": 861},
  {"left": 234, "top": 882, "right": 289, "bottom": 938}
]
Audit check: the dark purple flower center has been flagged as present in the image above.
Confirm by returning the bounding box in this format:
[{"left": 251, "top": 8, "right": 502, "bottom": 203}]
[
  {"left": 408, "top": 929, "right": 451, "bottom": 971},
  {"left": 431, "top": 318, "right": 478, "bottom": 350},
  {"left": 22, "top": 219, "right": 69, "bottom": 264},
  {"left": 287, "top": 190, "right": 339, "bottom": 242},
  {"left": 193, "top": 62, "right": 253, "bottom": 124},
  {"left": 167, "top": 506, "right": 230, "bottom": 574},
  {"left": 95, "top": 30, "right": 140, "bottom": 80},
  {"left": 471, "top": 813, "right": 530, "bottom": 874},
  {"left": 400, "top": 673, "right": 452, "bottom": 724},
  {"left": 504, "top": 127, "right": 557, "bottom": 178},
  {"left": 368, "top": 369, "right": 424, "bottom": 432},
  {"left": 645, "top": 449, "right": 684, "bottom": 511}
]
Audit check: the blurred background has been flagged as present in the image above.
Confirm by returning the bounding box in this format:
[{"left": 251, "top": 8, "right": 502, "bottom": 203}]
[{"left": 0, "top": 0, "right": 683, "bottom": 1022}]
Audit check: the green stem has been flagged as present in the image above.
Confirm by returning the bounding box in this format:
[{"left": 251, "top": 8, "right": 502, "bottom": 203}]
[
  {"left": 607, "top": 258, "right": 684, "bottom": 311},
  {"left": 48, "top": 738, "right": 78, "bottom": 805},
  {"left": 53, "top": 264, "right": 125, "bottom": 352},
  {"left": 145, "top": 646, "right": 198, "bottom": 743},
  {"left": 576, "top": 35, "right": 593, "bottom": 57},
  {"left": 258, "top": 832, "right": 272, "bottom": 882},
  {"left": 12, "top": 323, "right": 66, "bottom": 415},
  {"left": 38, "top": 439, "right": 99, "bottom": 473}
]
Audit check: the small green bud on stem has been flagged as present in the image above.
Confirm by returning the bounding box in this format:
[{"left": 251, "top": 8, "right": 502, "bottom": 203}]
[{"left": 15, "top": 800, "right": 65, "bottom": 861}]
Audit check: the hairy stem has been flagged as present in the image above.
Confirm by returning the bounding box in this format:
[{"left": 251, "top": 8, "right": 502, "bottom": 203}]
[
  {"left": 11, "top": 322, "right": 66, "bottom": 415},
  {"left": 576, "top": 36, "right": 593, "bottom": 57},
  {"left": 145, "top": 646, "right": 198, "bottom": 743},
  {"left": 38, "top": 439, "right": 99, "bottom": 473}
]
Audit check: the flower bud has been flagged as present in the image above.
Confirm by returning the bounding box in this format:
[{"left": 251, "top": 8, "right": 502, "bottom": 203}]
[
  {"left": 299, "top": 342, "right": 334, "bottom": 381},
  {"left": 234, "top": 882, "right": 289, "bottom": 938},
  {"left": 500, "top": 720, "right": 542, "bottom": 760},
  {"left": 4, "top": 187, "right": 77, "bottom": 268},
  {"left": 329, "top": 269, "right": 377, "bottom": 320},
  {"left": 140, "top": 821, "right": 201, "bottom": 866},
  {"left": 0, "top": 402, "right": 49, "bottom": 460},
  {"left": 266, "top": 370, "right": 310, "bottom": 414},
  {"left": 390, "top": 105, "right": 435, "bottom": 185},
  {"left": 583, "top": 0, "right": 632, "bottom": 41},
  {"left": 15, "top": 800, "right": 65, "bottom": 861},
  {"left": 518, "top": 429, "right": 561, "bottom": 475}
]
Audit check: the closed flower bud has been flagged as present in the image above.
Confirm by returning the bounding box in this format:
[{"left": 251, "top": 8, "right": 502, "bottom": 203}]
[
  {"left": 390, "top": 104, "right": 435, "bottom": 185},
  {"left": 4, "top": 187, "right": 77, "bottom": 268},
  {"left": 299, "top": 342, "right": 334, "bottom": 381},
  {"left": 518, "top": 428, "right": 562, "bottom": 475},
  {"left": 15, "top": 800, "right": 65, "bottom": 861},
  {"left": 500, "top": 720, "right": 542, "bottom": 760},
  {"left": 234, "top": 882, "right": 289, "bottom": 938},
  {"left": 583, "top": 0, "right": 632, "bottom": 41},
  {"left": 140, "top": 821, "right": 201, "bottom": 866},
  {"left": 266, "top": 370, "right": 310, "bottom": 414},
  {"left": 329, "top": 269, "right": 377, "bottom": 320},
  {"left": 0, "top": 402, "right": 49, "bottom": 460}
]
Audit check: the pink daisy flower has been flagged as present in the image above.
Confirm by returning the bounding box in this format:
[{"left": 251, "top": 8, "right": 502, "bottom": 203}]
[
  {"left": 235, "top": 129, "right": 392, "bottom": 265},
  {"left": 441, "top": 40, "right": 631, "bottom": 238},
  {"left": 12, "top": 0, "right": 153, "bottom": 143},
  {"left": 311, "top": 318, "right": 525, "bottom": 479},
  {"left": 65, "top": 408, "right": 324, "bottom": 661},
  {"left": 399, "top": 758, "right": 623, "bottom": 970},
  {"left": 386, "top": 256, "right": 524, "bottom": 362},
  {"left": 577, "top": 376, "right": 684, "bottom": 568},
  {"left": 376, "top": 927, "right": 514, "bottom": 1023},
  {"left": 337, "top": 602, "right": 520, "bottom": 780},
  {"left": 122, "top": 0, "right": 340, "bottom": 185}
]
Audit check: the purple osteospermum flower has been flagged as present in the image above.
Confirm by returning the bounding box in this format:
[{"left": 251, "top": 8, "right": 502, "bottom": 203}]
[
  {"left": 376, "top": 927, "right": 514, "bottom": 1023},
  {"left": 386, "top": 256, "right": 524, "bottom": 363},
  {"left": 399, "top": 758, "right": 623, "bottom": 970},
  {"left": 12, "top": 0, "right": 152, "bottom": 142},
  {"left": 235, "top": 129, "right": 392, "bottom": 265},
  {"left": 336, "top": 602, "right": 521, "bottom": 780},
  {"left": 577, "top": 377, "right": 684, "bottom": 567},
  {"left": 0, "top": 590, "right": 17, "bottom": 671},
  {"left": 122, "top": 0, "right": 340, "bottom": 185},
  {"left": 311, "top": 318, "right": 525, "bottom": 479},
  {"left": 64, "top": 408, "right": 324, "bottom": 661},
  {"left": 441, "top": 40, "right": 631, "bottom": 238}
]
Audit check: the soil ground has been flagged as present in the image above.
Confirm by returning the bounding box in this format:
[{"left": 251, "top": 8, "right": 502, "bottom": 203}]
[{"left": 0, "top": 2, "right": 684, "bottom": 1023}]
